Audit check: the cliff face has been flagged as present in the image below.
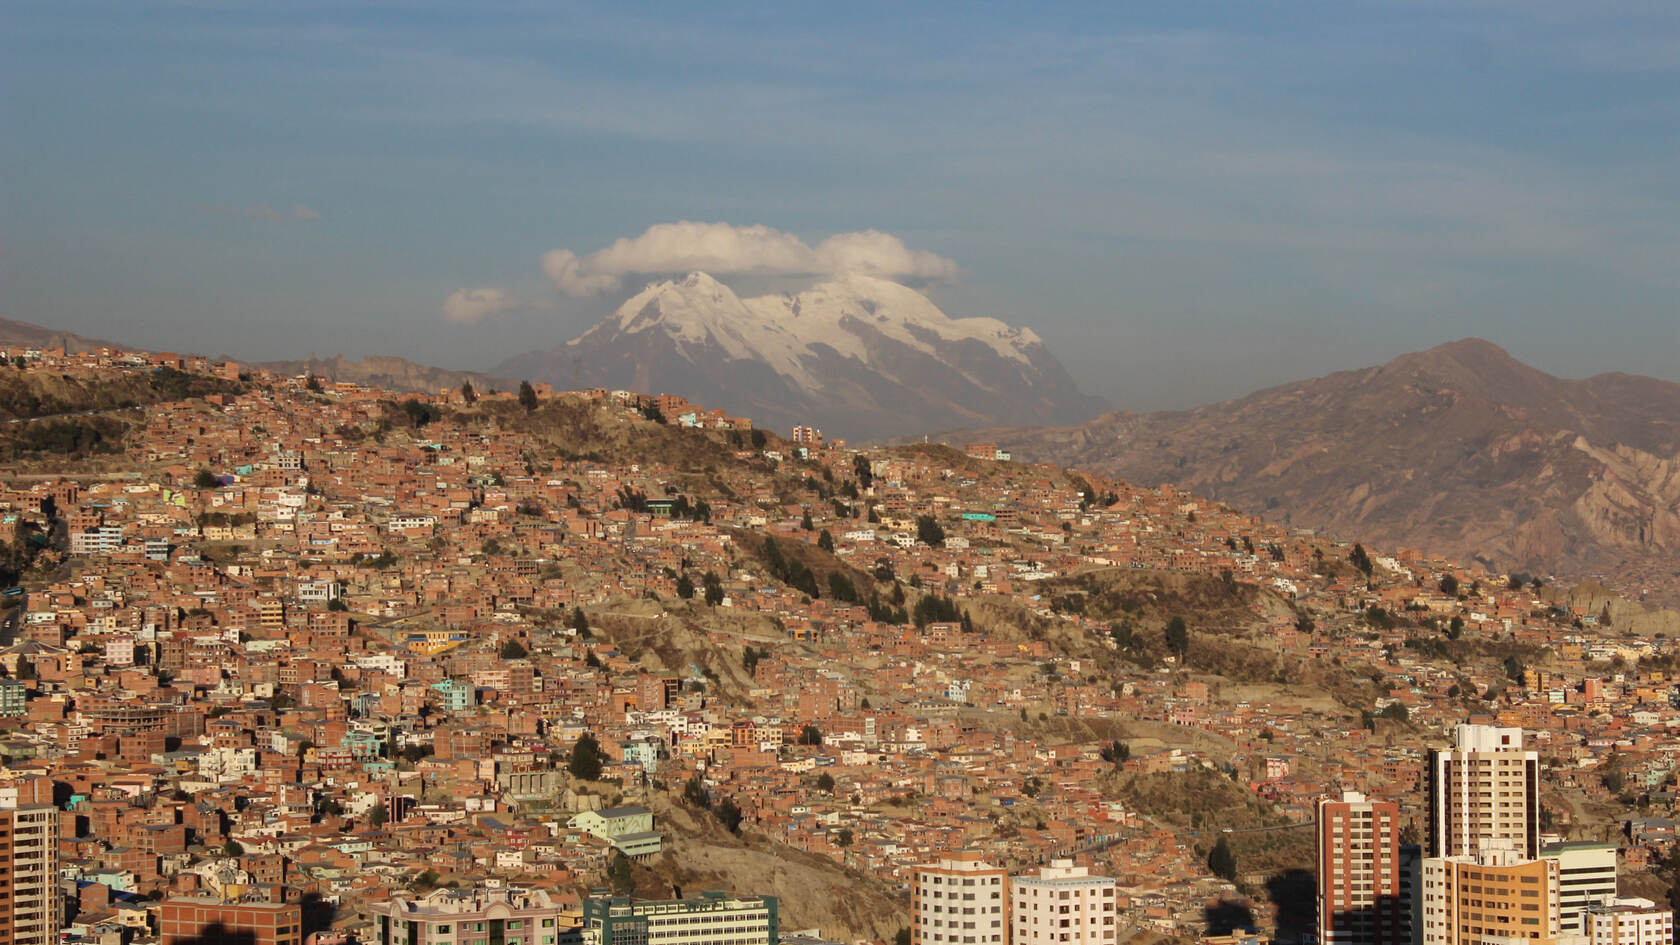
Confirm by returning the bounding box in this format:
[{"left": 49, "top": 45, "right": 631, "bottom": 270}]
[{"left": 959, "top": 340, "right": 1680, "bottom": 602}]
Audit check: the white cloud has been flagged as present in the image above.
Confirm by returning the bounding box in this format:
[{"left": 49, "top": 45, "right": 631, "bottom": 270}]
[
  {"left": 442, "top": 287, "right": 522, "bottom": 324},
  {"left": 542, "top": 221, "right": 959, "bottom": 296}
]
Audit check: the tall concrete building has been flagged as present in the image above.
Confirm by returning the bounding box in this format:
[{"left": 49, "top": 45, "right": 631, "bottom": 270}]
[
  {"left": 1427, "top": 724, "right": 1540, "bottom": 860},
  {"left": 1541, "top": 841, "right": 1619, "bottom": 937},
  {"left": 1317, "top": 792, "right": 1407, "bottom": 945},
  {"left": 1009, "top": 859, "right": 1116, "bottom": 945},
  {"left": 0, "top": 777, "right": 59, "bottom": 945},
  {"left": 911, "top": 853, "right": 1008, "bottom": 945}
]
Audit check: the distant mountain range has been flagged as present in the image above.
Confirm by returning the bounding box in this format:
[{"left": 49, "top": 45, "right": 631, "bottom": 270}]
[
  {"left": 252, "top": 354, "right": 513, "bottom": 396},
  {"left": 497, "top": 272, "right": 1107, "bottom": 440},
  {"left": 1, "top": 313, "right": 518, "bottom": 396},
  {"left": 0, "top": 316, "right": 120, "bottom": 353},
  {"left": 956, "top": 339, "right": 1680, "bottom": 599}
]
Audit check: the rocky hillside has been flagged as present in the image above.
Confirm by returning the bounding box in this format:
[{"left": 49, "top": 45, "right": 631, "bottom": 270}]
[{"left": 959, "top": 339, "right": 1680, "bottom": 601}]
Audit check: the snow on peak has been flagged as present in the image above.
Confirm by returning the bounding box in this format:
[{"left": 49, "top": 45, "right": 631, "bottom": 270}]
[{"left": 572, "top": 271, "right": 1044, "bottom": 388}]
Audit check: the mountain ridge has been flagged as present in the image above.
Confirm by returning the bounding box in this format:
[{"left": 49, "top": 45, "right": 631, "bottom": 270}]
[
  {"left": 0, "top": 316, "right": 122, "bottom": 354},
  {"left": 953, "top": 338, "right": 1680, "bottom": 602}
]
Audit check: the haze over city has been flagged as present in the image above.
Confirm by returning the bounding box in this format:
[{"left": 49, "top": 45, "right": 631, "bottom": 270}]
[
  {"left": 9, "top": 3, "right": 1680, "bottom": 945},
  {"left": 5, "top": 1, "right": 1679, "bottom": 409}
]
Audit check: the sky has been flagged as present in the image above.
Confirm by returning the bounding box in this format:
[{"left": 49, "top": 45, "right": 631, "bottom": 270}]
[{"left": 3, "top": 1, "right": 1678, "bottom": 411}]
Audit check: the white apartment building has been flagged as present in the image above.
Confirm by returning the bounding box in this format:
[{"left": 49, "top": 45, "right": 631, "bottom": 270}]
[
  {"left": 1010, "top": 859, "right": 1117, "bottom": 945},
  {"left": 1428, "top": 724, "right": 1540, "bottom": 860},
  {"left": 1542, "top": 842, "right": 1619, "bottom": 936},
  {"left": 912, "top": 853, "right": 1008, "bottom": 945},
  {"left": 1586, "top": 898, "right": 1673, "bottom": 945}
]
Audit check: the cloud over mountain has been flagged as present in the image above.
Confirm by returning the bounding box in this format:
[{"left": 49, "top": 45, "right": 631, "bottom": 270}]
[
  {"left": 442, "top": 287, "right": 522, "bottom": 324},
  {"left": 541, "top": 221, "right": 959, "bottom": 296}
]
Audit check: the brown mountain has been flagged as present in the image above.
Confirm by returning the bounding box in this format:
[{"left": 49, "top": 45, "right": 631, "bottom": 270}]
[
  {"left": 251, "top": 354, "right": 514, "bottom": 396},
  {"left": 0, "top": 316, "right": 120, "bottom": 353},
  {"left": 961, "top": 339, "right": 1680, "bottom": 598},
  {"left": 1, "top": 317, "right": 506, "bottom": 397}
]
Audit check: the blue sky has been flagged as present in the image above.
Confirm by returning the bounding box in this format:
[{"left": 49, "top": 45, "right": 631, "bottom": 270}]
[{"left": 3, "top": 1, "right": 1677, "bottom": 409}]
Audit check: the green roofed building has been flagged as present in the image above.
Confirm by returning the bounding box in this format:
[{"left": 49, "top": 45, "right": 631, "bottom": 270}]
[{"left": 580, "top": 892, "right": 777, "bottom": 945}]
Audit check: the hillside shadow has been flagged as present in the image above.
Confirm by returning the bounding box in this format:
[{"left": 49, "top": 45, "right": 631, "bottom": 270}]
[
  {"left": 1267, "top": 868, "right": 1316, "bottom": 944},
  {"left": 162, "top": 924, "right": 258, "bottom": 945},
  {"left": 1204, "top": 898, "right": 1256, "bottom": 936}
]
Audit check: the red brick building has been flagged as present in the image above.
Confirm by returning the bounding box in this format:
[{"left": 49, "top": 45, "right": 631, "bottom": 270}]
[{"left": 159, "top": 898, "right": 303, "bottom": 945}]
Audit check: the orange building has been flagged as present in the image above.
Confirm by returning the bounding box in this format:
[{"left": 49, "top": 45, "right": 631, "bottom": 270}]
[
  {"left": 159, "top": 898, "right": 303, "bottom": 945},
  {"left": 0, "top": 778, "right": 59, "bottom": 945},
  {"left": 1420, "top": 843, "right": 1562, "bottom": 945},
  {"left": 1317, "top": 792, "right": 1406, "bottom": 945}
]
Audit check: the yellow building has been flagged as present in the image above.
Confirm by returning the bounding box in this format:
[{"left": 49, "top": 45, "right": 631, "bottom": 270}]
[{"left": 1421, "top": 842, "right": 1562, "bottom": 945}]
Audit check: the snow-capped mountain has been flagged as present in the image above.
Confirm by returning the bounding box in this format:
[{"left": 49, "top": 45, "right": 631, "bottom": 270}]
[{"left": 497, "top": 272, "right": 1106, "bottom": 440}]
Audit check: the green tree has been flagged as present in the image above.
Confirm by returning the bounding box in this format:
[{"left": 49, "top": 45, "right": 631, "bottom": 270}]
[
  {"left": 797, "top": 724, "right": 822, "bottom": 746},
  {"left": 1350, "top": 543, "right": 1374, "bottom": 576},
  {"left": 817, "top": 529, "right": 835, "bottom": 553},
  {"left": 743, "top": 646, "right": 766, "bottom": 675},
  {"left": 835, "top": 828, "right": 853, "bottom": 848},
  {"left": 518, "top": 380, "right": 539, "bottom": 412},
  {"left": 801, "top": 510, "right": 814, "bottom": 531},
  {"left": 684, "top": 772, "right": 712, "bottom": 809},
  {"left": 1439, "top": 574, "right": 1460, "bottom": 596},
  {"left": 460, "top": 380, "right": 477, "bottom": 403},
  {"left": 916, "top": 515, "right": 945, "bottom": 547},
  {"left": 499, "top": 638, "right": 528, "bottom": 660},
  {"left": 1164, "top": 616, "right": 1190, "bottom": 663},
  {"left": 675, "top": 573, "right": 696, "bottom": 599},
  {"left": 369, "top": 803, "right": 388, "bottom": 828},
  {"left": 571, "top": 606, "right": 591, "bottom": 638},
  {"left": 194, "top": 469, "right": 220, "bottom": 489},
  {"left": 827, "top": 571, "right": 859, "bottom": 603},
  {"left": 715, "top": 797, "right": 744, "bottom": 834},
  {"left": 1207, "top": 836, "right": 1238, "bottom": 882},
  {"left": 223, "top": 839, "right": 245, "bottom": 857},
  {"left": 608, "top": 852, "right": 634, "bottom": 896},
  {"left": 816, "top": 772, "right": 836, "bottom": 793},
  {"left": 703, "top": 571, "right": 724, "bottom": 606},
  {"left": 568, "top": 734, "right": 604, "bottom": 781}
]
